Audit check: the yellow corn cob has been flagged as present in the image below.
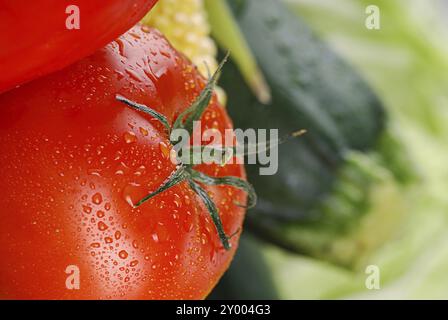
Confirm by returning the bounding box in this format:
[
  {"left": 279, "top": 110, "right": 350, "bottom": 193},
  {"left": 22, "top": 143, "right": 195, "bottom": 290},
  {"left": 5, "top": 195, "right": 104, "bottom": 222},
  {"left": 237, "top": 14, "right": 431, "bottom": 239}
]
[
  {"left": 142, "top": 0, "right": 270, "bottom": 105},
  {"left": 142, "top": 0, "right": 219, "bottom": 79}
]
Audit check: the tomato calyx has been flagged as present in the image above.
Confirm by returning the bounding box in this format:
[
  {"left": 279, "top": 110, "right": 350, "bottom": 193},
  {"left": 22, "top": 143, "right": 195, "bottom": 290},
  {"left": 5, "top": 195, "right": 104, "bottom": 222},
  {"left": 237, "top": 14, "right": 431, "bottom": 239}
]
[{"left": 116, "top": 54, "right": 257, "bottom": 250}]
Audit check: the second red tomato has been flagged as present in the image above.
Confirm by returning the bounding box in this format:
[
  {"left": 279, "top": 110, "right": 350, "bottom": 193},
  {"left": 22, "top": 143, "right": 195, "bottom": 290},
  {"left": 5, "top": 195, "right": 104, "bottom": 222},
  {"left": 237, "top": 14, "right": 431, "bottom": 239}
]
[{"left": 0, "top": 0, "right": 158, "bottom": 93}]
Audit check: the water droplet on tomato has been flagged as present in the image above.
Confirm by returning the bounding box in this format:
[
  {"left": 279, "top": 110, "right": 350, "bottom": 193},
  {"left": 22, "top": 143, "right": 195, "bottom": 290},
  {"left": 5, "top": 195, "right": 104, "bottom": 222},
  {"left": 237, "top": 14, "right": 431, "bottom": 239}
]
[
  {"left": 122, "top": 182, "right": 143, "bottom": 208},
  {"left": 87, "top": 169, "right": 102, "bottom": 177},
  {"left": 96, "top": 210, "right": 105, "bottom": 218},
  {"left": 115, "top": 161, "right": 131, "bottom": 176},
  {"left": 139, "top": 127, "right": 149, "bottom": 136},
  {"left": 183, "top": 212, "right": 194, "bottom": 232},
  {"left": 123, "top": 131, "right": 137, "bottom": 144},
  {"left": 105, "top": 237, "right": 113, "bottom": 244},
  {"left": 118, "top": 250, "right": 128, "bottom": 259},
  {"left": 124, "top": 195, "right": 135, "bottom": 208},
  {"left": 114, "top": 151, "right": 122, "bottom": 161},
  {"left": 141, "top": 25, "right": 151, "bottom": 33},
  {"left": 83, "top": 205, "right": 92, "bottom": 214},
  {"left": 201, "top": 234, "right": 207, "bottom": 245},
  {"left": 159, "top": 141, "right": 171, "bottom": 159},
  {"left": 160, "top": 49, "right": 171, "bottom": 59},
  {"left": 98, "top": 221, "right": 109, "bottom": 231},
  {"left": 92, "top": 192, "right": 103, "bottom": 205},
  {"left": 134, "top": 165, "right": 146, "bottom": 177},
  {"left": 154, "top": 223, "right": 169, "bottom": 242},
  {"left": 173, "top": 194, "right": 181, "bottom": 208},
  {"left": 115, "top": 39, "right": 126, "bottom": 57}
]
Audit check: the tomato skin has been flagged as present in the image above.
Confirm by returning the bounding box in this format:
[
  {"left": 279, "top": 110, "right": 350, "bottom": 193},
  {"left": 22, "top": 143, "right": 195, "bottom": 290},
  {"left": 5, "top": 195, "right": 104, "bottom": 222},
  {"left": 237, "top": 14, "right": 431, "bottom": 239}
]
[
  {"left": 0, "top": 0, "right": 158, "bottom": 94},
  {"left": 0, "top": 26, "right": 246, "bottom": 300}
]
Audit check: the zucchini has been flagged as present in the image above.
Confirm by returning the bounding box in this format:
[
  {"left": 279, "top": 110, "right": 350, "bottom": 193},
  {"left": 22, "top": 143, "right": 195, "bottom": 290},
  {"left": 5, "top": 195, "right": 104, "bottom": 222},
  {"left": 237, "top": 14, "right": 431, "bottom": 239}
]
[{"left": 213, "top": 0, "right": 409, "bottom": 266}]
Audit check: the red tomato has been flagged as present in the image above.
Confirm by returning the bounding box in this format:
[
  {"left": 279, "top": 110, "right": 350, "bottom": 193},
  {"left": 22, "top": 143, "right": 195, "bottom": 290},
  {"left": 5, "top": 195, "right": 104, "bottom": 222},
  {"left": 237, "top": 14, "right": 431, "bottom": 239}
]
[
  {"left": 0, "top": 26, "right": 247, "bottom": 299},
  {"left": 0, "top": 0, "right": 158, "bottom": 94}
]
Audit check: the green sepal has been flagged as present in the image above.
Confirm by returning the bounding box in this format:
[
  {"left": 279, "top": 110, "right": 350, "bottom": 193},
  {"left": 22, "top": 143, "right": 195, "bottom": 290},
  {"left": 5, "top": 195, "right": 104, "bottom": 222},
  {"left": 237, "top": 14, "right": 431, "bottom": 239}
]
[
  {"left": 188, "top": 178, "right": 232, "bottom": 250},
  {"left": 133, "top": 165, "right": 188, "bottom": 208},
  {"left": 190, "top": 169, "right": 257, "bottom": 209},
  {"left": 172, "top": 53, "right": 229, "bottom": 137},
  {"left": 116, "top": 95, "right": 172, "bottom": 134}
]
